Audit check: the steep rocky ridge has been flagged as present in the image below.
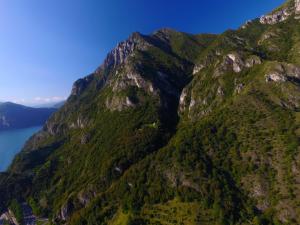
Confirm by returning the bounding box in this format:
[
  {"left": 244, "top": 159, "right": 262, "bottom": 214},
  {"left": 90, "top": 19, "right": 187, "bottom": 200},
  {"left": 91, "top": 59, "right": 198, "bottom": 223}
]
[{"left": 260, "top": 0, "right": 299, "bottom": 24}]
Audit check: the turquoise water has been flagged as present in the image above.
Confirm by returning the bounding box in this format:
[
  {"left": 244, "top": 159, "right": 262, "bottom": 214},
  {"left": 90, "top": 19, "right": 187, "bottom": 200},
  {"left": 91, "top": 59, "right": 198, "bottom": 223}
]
[{"left": 0, "top": 126, "right": 42, "bottom": 172}]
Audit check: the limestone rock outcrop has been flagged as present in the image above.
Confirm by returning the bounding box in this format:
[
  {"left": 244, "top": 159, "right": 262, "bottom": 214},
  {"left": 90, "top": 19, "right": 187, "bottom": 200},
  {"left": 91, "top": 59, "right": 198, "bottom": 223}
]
[
  {"left": 260, "top": 9, "right": 291, "bottom": 25},
  {"left": 214, "top": 53, "right": 261, "bottom": 76},
  {"left": 265, "top": 63, "right": 300, "bottom": 83},
  {"left": 98, "top": 32, "right": 149, "bottom": 71}
]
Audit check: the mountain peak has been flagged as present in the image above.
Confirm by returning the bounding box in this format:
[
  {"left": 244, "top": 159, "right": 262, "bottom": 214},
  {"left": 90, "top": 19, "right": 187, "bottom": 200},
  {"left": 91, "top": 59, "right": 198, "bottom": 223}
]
[
  {"left": 153, "top": 28, "right": 179, "bottom": 35},
  {"left": 97, "top": 31, "right": 148, "bottom": 72}
]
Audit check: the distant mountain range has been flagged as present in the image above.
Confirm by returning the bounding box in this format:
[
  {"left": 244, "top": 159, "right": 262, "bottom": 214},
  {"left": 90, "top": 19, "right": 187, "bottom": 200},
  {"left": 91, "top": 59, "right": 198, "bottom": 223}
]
[
  {"left": 32, "top": 100, "right": 66, "bottom": 109},
  {"left": 52, "top": 100, "right": 66, "bottom": 108},
  {"left": 0, "top": 102, "right": 56, "bottom": 130}
]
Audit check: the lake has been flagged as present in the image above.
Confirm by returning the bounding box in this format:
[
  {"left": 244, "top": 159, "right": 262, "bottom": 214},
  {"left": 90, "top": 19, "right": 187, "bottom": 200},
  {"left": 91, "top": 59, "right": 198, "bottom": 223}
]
[{"left": 0, "top": 126, "right": 42, "bottom": 172}]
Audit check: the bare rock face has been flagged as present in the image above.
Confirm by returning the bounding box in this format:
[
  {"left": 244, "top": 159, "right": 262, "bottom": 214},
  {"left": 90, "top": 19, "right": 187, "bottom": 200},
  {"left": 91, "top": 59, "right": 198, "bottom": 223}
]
[
  {"left": 98, "top": 32, "right": 149, "bottom": 71},
  {"left": 227, "top": 53, "right": 244, "bottom": 73},
  {"left": 41, "top": 114, "right": 88, "bottom": 136},
  {"left": 106, "top": 66, "right": 158, "bottom": 111},
  {"left": 46, "top": 122, "right": 60, "bottom": 135},
  {"left": 263, "top": 63, "right": 300, "bottom": 109},
  {"left": 214, "top": 53, "right": 261, "bottom": 76},
  {"left": 112, "top": 69, "right": 154, "bottom": 94},
  {"left": 260, "top": 0, "right": 300, "bottom": 23},
  {"left": 69, "top": 116, "right": 87, "bottom": 129},
  {"left": 265, "top": 63, "right": 300, "bottom": 83},
  {"left": 178, "top": 88, "right": 199, "bottom": 115},
  {"left": 296, "top": 0, "right": 300, "bottom": 14},
  {"left": 260, "top": 9, "right": 291, "bottom": 25},
  {"left": 59, "top": 200, "right": 74, "bottom": 222},
  {"left": 265, "top": 72, "right": 287, "bottom": 82},
  {"left": 214, "top": 53, "right": 242, "bottom": 76},
  {"left": 105, "top": 96, "right": 136, "bottom": 111},
  {"left": 71, "top": 33, "right": 147, "bottom": 98},
  {"left": 245, "top": 55, "right": 262, "bottom": 68},
  {"left": 0, "top": 210, "right": 19, "bottom": 225},
  {"left": 71, "top": 75, "right": 94, "bottom": 96},
  {"left": 192, "top": 64, "right": 204, "bottom": 75},
  {"left": 179, "top": 88, "right": 188, "bottom": 112}
]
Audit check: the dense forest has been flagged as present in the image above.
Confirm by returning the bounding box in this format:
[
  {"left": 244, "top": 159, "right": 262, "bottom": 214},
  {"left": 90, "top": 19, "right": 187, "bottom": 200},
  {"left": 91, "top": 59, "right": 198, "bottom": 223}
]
[{"left": 0, "top": 0, "right": 300, "bottom": 224}]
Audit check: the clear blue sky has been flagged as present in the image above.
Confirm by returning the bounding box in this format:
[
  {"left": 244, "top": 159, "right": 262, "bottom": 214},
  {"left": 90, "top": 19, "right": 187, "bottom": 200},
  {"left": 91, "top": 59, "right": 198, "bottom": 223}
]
[{"left": 0, "top": 0, "right": 285, "bottom": 106}]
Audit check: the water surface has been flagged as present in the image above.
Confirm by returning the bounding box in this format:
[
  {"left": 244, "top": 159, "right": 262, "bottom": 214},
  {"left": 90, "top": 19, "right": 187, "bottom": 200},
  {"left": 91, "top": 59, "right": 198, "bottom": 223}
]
[{"left": 0, "top": 126, "right": 41, "bottom": 172}]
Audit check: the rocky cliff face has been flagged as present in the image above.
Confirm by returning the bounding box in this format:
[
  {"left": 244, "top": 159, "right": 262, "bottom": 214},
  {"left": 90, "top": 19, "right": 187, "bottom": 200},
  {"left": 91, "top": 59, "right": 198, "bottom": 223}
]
[
  {"left": 1, "top": 1, "right": 300, "bottom": 225},
  {"left": 260, "top": 8, "right": 291, "bottom": 24},
  {"left": 260, "top": 0, "right": 300, "bottom": 24},
  {"left": 296, "top": 0, "right": 300, "bottom": 13},
  {"left": 71, "top": 75, "right": 94, "bottom": 97},
  {"left": 98, "top": 32, "right": 149, "bottom": 71}
]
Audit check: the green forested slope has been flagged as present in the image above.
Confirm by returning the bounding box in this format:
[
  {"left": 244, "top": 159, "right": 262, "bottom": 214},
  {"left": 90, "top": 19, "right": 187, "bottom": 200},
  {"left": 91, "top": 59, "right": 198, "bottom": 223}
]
[{"left": 0, "top": 1, "right": 300, "bottom": 224}]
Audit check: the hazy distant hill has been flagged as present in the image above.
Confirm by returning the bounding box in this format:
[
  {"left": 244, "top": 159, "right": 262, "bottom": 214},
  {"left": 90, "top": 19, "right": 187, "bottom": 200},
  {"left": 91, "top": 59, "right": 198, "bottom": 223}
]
[
  {"left": 31, "top": 100, "right": 66, "bottom": 109},
  {"left": 0, "top": 102, "right": 56, "bottom": 130},
  {"left": 52, "top": 100, "right": 66, "bottom": 108}
]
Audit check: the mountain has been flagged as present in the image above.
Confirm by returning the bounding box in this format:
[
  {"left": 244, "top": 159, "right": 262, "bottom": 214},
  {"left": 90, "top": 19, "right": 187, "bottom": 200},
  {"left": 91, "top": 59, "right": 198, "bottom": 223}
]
[
  {"left": 31, "top": 100, "right": 66, "bottom": 109},
  {"left": 52, "top": 101, "right": 66, "bottom": 109},
  {"left": 0, "top": 102, "right": 56, "bottom": 130},
  {"left": 0, "top": 0, "right": 300, "bottom": 224}
]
